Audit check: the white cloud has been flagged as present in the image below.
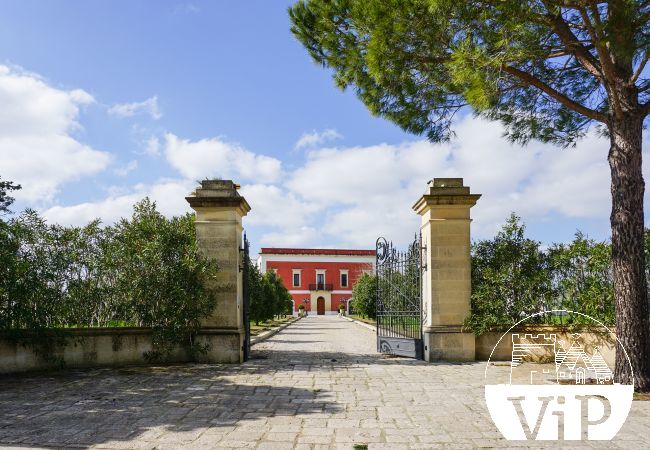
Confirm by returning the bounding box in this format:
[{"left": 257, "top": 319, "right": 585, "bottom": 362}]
[
  {"left": 294, "top": 128, "right": 342, "bottom": 150},
  {"left": 42, "top": 179, "right": 194, "bottom": 226},
  {"left": 321, "top": 196, "right": 418, "bottom": 248},
  {"left": 144, "top": 135, "right": 161, "bottom": 156},
  {"left": 259, "top": 227, "right": 322, "bottom": 247},
  {"left": 240, "top": 184, "right": 321, "bottom": 229},
  {"left": 173, "top": 2, "right": 200, "bottom": 14},
  {"left": 279, "top": 115, "right": 631, "bottom": 247},
  {"left": 113, "top": 160, "right": 138, "bottom": 177},
  {"left": 164, "top": 133, "right": 282, "bottom": 183},
  {"left": 108, "top": 96, "right": 162, "bottom": 120},
  {"left": 0, "top": 65, "right": 110, "bottom": 203},
  {"left": 287, "top": 142, "right": 437, "bottom": 206},
  {"left": 38, "top": 111, "right": 636, "bottom": 251}
]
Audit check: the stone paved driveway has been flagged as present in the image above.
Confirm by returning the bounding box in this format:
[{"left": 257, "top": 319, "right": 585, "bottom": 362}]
[{"left": 0, "top": 316, "right": 649, "bottom": 449}]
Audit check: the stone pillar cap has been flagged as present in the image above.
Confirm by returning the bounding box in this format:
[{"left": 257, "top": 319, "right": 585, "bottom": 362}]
[
  {"left": 413, "top": 178, "right": 481, "bottom": 213},
  {"left": 431, "top": 178, "right": 463, "bottom": 187},
  {"left": 186, "top": 179, "right": 251, "bottom": 213}
]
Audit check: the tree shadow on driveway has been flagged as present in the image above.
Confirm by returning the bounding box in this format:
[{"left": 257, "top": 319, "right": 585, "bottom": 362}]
[
  {"left": 0, "top": 362, "right": 341, "bottom": 448},
  {"left": 0, "top": 317, "right": 484, "bottom": 449}
]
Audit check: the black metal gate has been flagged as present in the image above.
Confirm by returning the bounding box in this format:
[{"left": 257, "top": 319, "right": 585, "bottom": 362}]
[
  {"left": 376, "top": 235, "right": 425, "bottom": 359},
  {"left": 241, "top": 233, "right": 251, "bottom": 361}
]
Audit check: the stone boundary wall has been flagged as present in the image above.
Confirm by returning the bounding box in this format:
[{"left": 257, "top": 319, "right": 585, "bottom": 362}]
[
  {"left": 0, "top": 328, "right": 241, "bottom": 375},
  {"left": 2, "top": 324, "right": 619, "bottom": 374},
  {"left": 475, "top": 325, "right": 617, "bottom": 367}
]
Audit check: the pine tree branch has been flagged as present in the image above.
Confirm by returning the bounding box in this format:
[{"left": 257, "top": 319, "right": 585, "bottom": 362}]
[
  {"left": 582, "top": 2, "right": 625, "bottom": 118},
  {"left": 635, "top": 10, "right": 650, "bottom": 25},
  {"left": 540, "top": 2, "right": 603, "bottom": 80},
  {"left": 502, "top": 64, "right": 608, "bottom": 123},
  {"left": 631, "top": 51, "right": 650, "bottom": 84}
]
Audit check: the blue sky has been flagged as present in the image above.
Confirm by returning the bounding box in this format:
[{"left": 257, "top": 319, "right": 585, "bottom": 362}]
[{"left": 0, "top": 1, "right": 642, "bottom": 253}]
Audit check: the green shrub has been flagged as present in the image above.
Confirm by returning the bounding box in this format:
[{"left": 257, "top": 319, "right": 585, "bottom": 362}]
[
  {"left": 466, "top": 214, "right": 553, "bottom": 334},
  {"left": 111, "top": 199, "right": 218, "bottom": 360},
  {"left": 466, "top": 214, "right": 622, "bottom": 334},
  {"left": 249, "top": 263, "right": 293, "bottom": 324},
  {"left": 351, "top": 273, "right": 377, "bottom": 319},
  {"left": 0, "top": 199, "right": 218, "bottom": 361},
  {"left": 548, "top": 232, "right": 614, "bottom": 325}
]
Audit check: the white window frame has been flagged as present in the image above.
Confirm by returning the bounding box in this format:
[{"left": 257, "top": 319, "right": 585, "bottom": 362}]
[
  {"left": 340, "top": 269, "right": 349, "bottom": 288},
  {"left": 316, "top": 270, "right": 326, "bottom": 286},
  {"left": 292, "top": 269, "right": 301, "bottom": 287}
]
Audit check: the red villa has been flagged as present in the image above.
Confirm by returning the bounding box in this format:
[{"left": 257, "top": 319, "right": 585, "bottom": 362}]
[{"left": 257, "top": 248, "right": 375, "bottom": 315}]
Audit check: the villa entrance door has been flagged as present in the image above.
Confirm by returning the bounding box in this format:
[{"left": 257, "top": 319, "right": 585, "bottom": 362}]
[{"left": 317, "top": 297, "right": 325, "bottom": 315}]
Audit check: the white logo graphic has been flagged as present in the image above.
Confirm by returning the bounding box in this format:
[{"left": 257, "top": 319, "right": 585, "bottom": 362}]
[{"left": 484, "top": 310, "right": 634, "bottom": 441}]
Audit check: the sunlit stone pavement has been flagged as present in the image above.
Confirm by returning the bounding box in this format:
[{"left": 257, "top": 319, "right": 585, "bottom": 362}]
[{"left": 1, "top": 315, "right": 649, "bottom": 449}]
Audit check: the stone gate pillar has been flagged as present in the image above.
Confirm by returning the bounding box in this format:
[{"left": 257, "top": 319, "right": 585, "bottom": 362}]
[
  {"left": 186, "top": 180, "right": 251, "bottom": 363},
  {"left": 413, "top": 178, "right": 480, "bottom": 361}
]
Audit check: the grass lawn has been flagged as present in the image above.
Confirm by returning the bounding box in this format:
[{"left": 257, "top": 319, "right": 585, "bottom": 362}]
[
  {"left": 348, "top": 315, "right": 377, "bottom": 326},
  {"left": 250, "top": 315, "right": 295, "bottom": 336}
]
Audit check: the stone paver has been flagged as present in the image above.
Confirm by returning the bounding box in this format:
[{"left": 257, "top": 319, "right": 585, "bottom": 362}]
[{"left": 0, "top": 316, "right": 649, "bottom": 449}]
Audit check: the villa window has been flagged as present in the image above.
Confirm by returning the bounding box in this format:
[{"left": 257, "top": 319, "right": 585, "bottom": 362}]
[
  {"left": 340, "top": 270, "right": 349, "bottom": 288},
  {"left": 292, "top": 269, "right": 301, "bottom": 287},
  {"left": 316, "top": 271, "right": 325, "bottom": 289}
]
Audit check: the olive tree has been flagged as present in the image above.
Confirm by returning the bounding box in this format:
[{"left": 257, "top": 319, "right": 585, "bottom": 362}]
[
  {"left": 467, "top": 214, "right": 553, "bottom": 334},
  {"left": 549, "top": 231, "right": 615, "bottom": 324}
]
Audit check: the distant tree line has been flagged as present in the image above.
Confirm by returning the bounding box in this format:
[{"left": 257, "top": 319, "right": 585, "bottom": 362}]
[
  {"left": 465, "top": 213, "right": 649, "bottom": 334},
  {"left": 0, "top": 175, "right": 292, "bottom": 361},
  {"left": 247, "top": 264, "right": 293, "bottom": 325},
  {"left": 350, "top": 213, "right": 649, "bottom": 333},
  {"left": 0, "top": 179, "right": 218, "bottom": 362}
]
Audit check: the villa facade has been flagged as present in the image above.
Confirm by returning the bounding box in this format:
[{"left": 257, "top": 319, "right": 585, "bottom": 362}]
[{"left": 257, "top": 248, "right": 375, "bottom": 315}]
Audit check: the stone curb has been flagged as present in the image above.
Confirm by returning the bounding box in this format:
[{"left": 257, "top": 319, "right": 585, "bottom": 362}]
[
  {"left": 250, "top": 317, "right": 301, "bottom": 345},
  {"left": 342, "top": 315, "right": 377, "bottom": 332}
]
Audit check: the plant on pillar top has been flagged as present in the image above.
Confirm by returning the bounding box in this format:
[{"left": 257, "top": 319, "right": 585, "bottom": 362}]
[{"left": 290, "top": 0, "right": 650, "bottom": 391}]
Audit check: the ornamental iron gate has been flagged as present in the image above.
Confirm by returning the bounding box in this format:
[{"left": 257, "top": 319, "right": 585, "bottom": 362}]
[
  {"left": 376, "top": 234, "right": 425, "bottom": 359},
  {"left": 241, "top": 233, "right": 251, "bottom": 361}
]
